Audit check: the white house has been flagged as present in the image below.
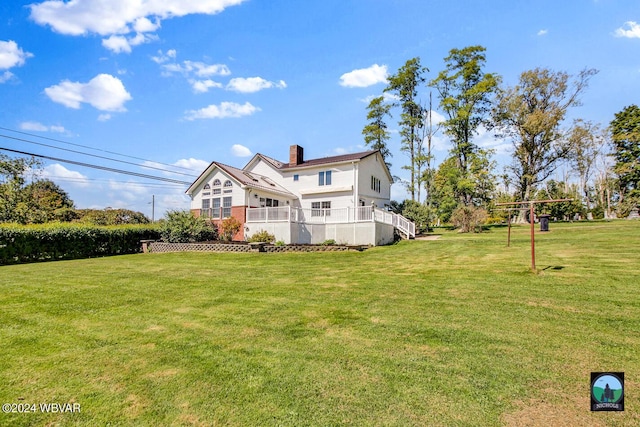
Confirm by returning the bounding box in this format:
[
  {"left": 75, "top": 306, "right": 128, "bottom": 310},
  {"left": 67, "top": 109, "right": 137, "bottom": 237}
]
[{"left": 186, "top": 145, "right": 414, "bottom": 245}]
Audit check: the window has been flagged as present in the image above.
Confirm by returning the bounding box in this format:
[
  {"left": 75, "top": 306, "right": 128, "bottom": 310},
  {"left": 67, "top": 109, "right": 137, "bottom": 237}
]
[
  {"left": 213, "top": 188, "right": 221, "bottom": 195},
  {"left": 201, "top": 199, "right": 210, "bottom": 217},
  {"left": 371, "top": 176, "right": 381, "bottom": 193},
  {"left": 318, "top": 170, "right": 332, "bottom": 186},
  {"left": 213, "top": 179, "right": 221, "bottom": 186},
  {"left": 224, "top": 180, "right": 232, "bottom": 187},
  {"left": 222, "top": 197, "right": 232, "bottom": 218},
  {"left": 311, "top": 201, "right": 331, "bottom": 216},
  {"left": 212, "top": 198, "right": 220, "bottom": 218},
  {"left": 261, "top": 198, "right": 279, "bottom": 207},
  {"left": 293, "top": 174, "right": 299, "bottom": 181},
  {"left": 223, "top": 180, "right": 233, "bottom": 193},
  {"left": 204, "top": 184, "right": 211, "bottom": 190}
]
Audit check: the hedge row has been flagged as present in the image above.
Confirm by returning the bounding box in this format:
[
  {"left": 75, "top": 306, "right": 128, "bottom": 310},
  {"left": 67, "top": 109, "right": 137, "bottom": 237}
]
[{"left": 0, "top": 223, "right": 160, "bottom": 265}]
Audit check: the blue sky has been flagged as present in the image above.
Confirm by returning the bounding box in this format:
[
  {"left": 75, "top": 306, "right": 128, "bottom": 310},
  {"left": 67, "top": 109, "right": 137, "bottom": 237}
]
[{"left": 1, "top": 0, "right": 639, "bottom": 218}]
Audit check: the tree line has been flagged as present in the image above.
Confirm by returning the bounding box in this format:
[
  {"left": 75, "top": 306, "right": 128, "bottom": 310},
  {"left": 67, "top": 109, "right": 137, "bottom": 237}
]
[
  {"left": 0, "top": 155, "right": 150, "bottom": 225},
  {"left": 363, "top": 46, "right": 639, "bottom": 231}
]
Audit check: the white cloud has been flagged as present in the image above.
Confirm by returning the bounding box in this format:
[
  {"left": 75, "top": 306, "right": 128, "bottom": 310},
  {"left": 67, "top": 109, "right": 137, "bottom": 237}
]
[
  {"left": 19, "top": 121, "right": 68, "bottom": 134},
  {"left": 190, "top": 79, "right": 223, "bottom": 93},
  {"left": 184, "top": 101, "right": 260, "bottom": 120},
  {"left": 29, "top": 0, "right": 247, "bottom": 52},
  {"left": 109, "top": 179, "right": 147, "bottom": 195},
  {"left": 339, "top": 64, "right": 388, "bottom": 88},
  {"left": 102, "top": 32, "right": 157, "bottom": 54},
  {"left": 0, "top": 71, "right": 13, "bottom": 83},
  {"left": 151, "top": 49, "right": 177, "bottom": 64},
  {"left": 102, "top": 35, "right": 132, "bottom": 54},
  {"left": 45, "top": 73, "right": 132, "bottom": 111},
  {"left": 134, "top": 16, "right": 160, "bottom": 33},
  {"left": 615, "top": 21, "right": 640, "bottom": 38},
  {"left": 226, "top": 77, "right": 287, "bottom": 93},
  {"left": 231, "top": 144, "right": 252, "bottom": 157},
  {"left": 42, "top": 163, "right": 90, "bottom": 188},
  {"left": 0, "top": 40, "right": 33, "bottom": 70},
  {"left": 98, "top": 113, "right": 112, "bottom": 121},
  {"left": 537, "top": 29, "right": 548, "bottom": 36},
  {"left": 173, "top": 158, "right": 210, "bottom": 172},
  {"left": 361, "top": 92, "right": 399, "bottom": 104},
  {"left": 161, "top": 60, "right": 230, "bottom": 77}
]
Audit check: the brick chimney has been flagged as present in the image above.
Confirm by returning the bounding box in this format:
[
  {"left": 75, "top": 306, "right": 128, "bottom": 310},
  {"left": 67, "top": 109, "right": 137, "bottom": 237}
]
[{"left": 289, "top": 145, "right": 304, "bottom": 166}]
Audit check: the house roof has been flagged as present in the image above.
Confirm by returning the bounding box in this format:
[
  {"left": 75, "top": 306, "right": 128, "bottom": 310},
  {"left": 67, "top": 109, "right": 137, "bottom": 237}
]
[
  {"left": 185, "top": 161, "right": 295, "bottom": 197},
  {"left": 279, "top": 150, "right": 379, "bottom": 170}
]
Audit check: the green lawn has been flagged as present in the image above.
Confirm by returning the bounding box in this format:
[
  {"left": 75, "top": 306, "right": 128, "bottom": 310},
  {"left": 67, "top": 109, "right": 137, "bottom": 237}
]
[{"left": 1, "top": 221, "right": 639, "bottom": 426}]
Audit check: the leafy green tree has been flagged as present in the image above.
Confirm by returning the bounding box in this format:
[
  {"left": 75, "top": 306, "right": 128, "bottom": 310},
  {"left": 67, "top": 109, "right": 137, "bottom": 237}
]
[
  {"left": 431, "top": 157, "right": 461, "bottom": 222},
  {"left": 431, "top": 150, "right": 496, "bottom": 225},
  {"left": 610, "top": 105, "right": 640, "bottom": 208},
  {"left": 76, "top": 208, "right": 150, "bottom": 225},
  {"left": 0, "top": 155, "right": 41, "bottom": 223},
  {"left": 535, "top": 180, "right": 584, "bottom": 220},
  {"left": 23, "top": 179, "right": 75, "bottom": 223},
  {"left": 401, "top": 199, "right": 435, "bottom": 233},
  {"left": 567, "top": 119, "right": 607, "bottom": 210},
  {"left": 362, "top": 96, "right": 393, "bottom": 169},
  {"left": 384, "top": 57, "right": 428, "bottom": 201},
  {"left": 430, "top": 46, "right": 499, "bottom": 205},
  {"left": 492, "top": 67, "right": 598, "bottom": 203}
]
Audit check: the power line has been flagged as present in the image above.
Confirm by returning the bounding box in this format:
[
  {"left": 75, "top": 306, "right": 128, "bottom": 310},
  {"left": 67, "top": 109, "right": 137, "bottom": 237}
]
[
  {"left": 0, "top": 133, "right": 199, "bottom": 178},
  {"left": 44, "top": 175, "right": 187, "bottom": 189},
  {"left": 0, "top": 126, "right": 199, "bottom": 173},
  {"left": 0, "top": 147, "right": 192, "bottom": 185}
]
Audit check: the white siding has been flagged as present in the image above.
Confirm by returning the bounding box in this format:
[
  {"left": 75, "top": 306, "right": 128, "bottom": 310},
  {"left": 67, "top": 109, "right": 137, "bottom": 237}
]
[
  {"left": 357, "top": 153, "right": 391, "bottom": 208},
  {"left": 189, "top": 169, "right": 246, "bottom": 212}
]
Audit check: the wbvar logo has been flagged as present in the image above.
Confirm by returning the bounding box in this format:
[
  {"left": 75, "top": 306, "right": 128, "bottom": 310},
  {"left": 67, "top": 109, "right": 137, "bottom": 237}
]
[{"left": 591, "top": 372, "right": 624, "bottom": 411}]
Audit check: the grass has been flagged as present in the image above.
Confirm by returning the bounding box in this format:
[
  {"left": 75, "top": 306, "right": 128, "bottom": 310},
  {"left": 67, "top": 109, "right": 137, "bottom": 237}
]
[{"left": 0, "top": 220, "right": 639, "bottom": 426}]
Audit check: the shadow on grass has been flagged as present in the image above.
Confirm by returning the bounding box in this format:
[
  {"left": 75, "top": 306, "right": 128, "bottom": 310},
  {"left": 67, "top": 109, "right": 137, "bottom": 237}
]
[{"left": 542, "top": 265, "right": 566, "bottom": 271}]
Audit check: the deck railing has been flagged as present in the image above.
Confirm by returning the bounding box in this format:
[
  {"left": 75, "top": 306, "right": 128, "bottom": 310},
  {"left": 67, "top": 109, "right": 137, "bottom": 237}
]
[{"left": 246, "top": 206, "right": 415, "bottom": 238}]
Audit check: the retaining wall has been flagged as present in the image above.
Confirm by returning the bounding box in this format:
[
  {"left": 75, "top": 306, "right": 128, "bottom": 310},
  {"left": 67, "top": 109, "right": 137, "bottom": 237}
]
[{"left": 146, "top": 241, "right": 366, "bottom": 254}]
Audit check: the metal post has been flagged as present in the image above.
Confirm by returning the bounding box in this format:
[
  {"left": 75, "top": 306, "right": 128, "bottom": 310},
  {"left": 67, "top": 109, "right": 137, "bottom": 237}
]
[
  {"left": 507, "top": 211, "right": 511, "bottom": 247},
  {"left": 530, "top": 203, "right": 536, "bottom": 271}
]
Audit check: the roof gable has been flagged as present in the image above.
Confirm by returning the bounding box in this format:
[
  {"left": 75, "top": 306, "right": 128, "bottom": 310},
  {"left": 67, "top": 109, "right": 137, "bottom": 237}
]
[{"left": 186, "top": 161, "right": 294, "bottom": 197}]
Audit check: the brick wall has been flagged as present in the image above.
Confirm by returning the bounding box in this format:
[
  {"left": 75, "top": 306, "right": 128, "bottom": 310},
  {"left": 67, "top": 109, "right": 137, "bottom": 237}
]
[{"left": 198, "top": 205, "right": 247, "bottom": 240}]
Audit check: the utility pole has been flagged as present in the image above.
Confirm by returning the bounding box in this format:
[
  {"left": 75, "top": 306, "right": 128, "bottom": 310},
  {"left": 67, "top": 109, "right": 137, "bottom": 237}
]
[{"left": 151, "top": 195, "right": 155, "bottom": 222}]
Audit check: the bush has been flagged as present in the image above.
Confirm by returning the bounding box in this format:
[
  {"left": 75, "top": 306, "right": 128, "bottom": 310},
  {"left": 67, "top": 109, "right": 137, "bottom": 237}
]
[
  {"left": 321, "top": 239, "right": 337, "bottom": 246},
  {"left": 0, "top": 223, "right": 160, "bottom": 265},
  {"left": 450, "top": 206, "right": 488, "bottom": 233},
  {"left": 248, "top": 230, "right": 275, "bottom": 243},
  {"left": 160, "top": 210, "right": 217, "bottom": 243},
  {"left": 220, "top": 217, "right": 242, "bottom": 241}
]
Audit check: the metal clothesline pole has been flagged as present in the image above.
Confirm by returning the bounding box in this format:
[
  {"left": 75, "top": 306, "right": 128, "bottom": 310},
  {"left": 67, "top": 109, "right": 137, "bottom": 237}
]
[{"left": 495, "top": 199, "right": 573, "bottom": 272}]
